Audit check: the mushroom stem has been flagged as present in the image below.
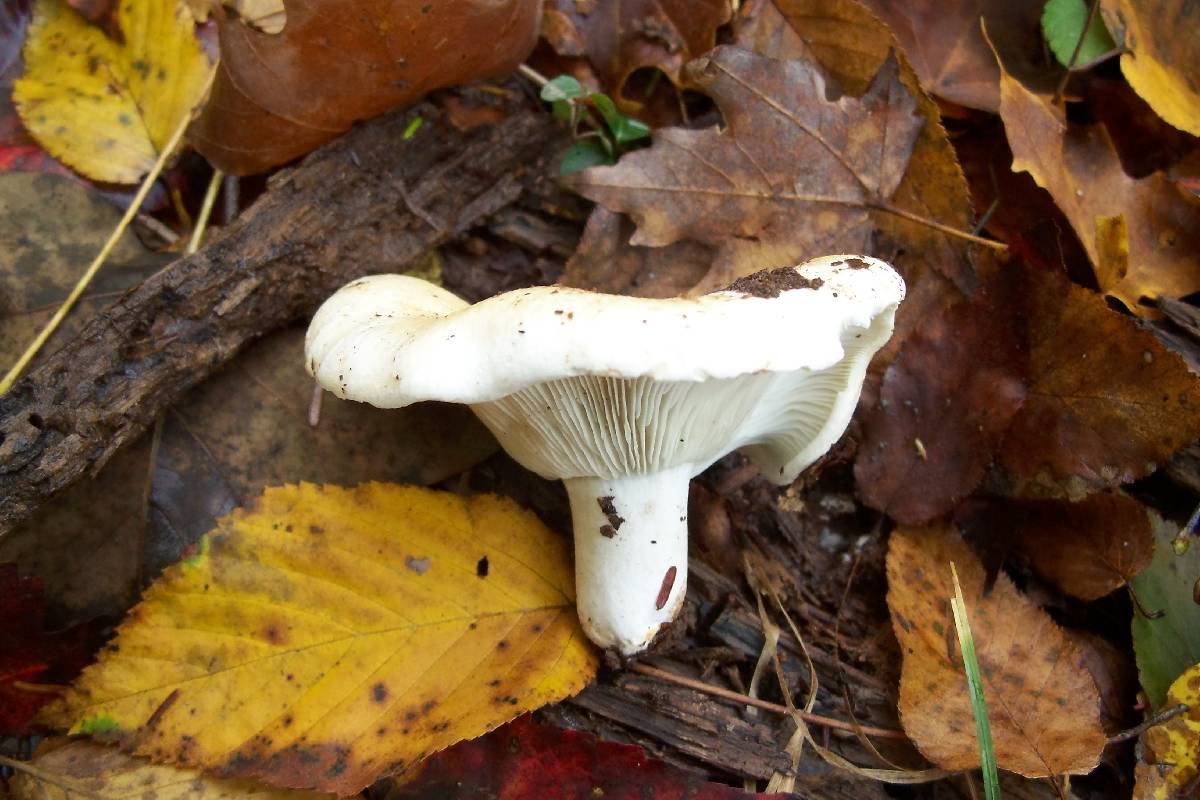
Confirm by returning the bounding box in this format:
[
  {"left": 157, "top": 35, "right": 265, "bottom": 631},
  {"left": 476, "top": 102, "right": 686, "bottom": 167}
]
[{"left": 563, "top": 464, "right": 693, "bottom": 656}]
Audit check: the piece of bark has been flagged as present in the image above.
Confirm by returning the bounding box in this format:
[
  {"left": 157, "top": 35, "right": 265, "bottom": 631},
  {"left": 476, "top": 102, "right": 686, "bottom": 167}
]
[
  {"left": 570, "top": 679, "right": 793, "bottom": 780},
  {"left": 0, "top": 99, "right": 564, "bottom": 536}
]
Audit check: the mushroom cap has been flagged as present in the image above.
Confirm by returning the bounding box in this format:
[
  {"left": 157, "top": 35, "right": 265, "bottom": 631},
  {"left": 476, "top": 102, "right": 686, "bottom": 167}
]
[
  {"left": 306, "top": 255, "right": 904, "bottom": 407},
  {"left": 306, "top": 255, "right": 904, "bottom": 485}
]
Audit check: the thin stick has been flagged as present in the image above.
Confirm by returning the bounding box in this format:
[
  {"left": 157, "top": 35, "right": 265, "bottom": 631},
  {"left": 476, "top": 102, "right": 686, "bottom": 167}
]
[
  {"left": 1052, "top": 0, "right": 1102, "bottom": 104},
  {"left": 0, "top": 65, "right": 218, "bottom": 395},
  {"left": 187, "top": 167, "right": 224, "bottom": 255},
  {"left": 1107, "top": 703, "right": 1189, "bottom": 744},
  {"left": 517, "top": 63, "right": 551, "bottom": 89},
  {"left": 627, "top": 662, "right": 907, "bottom": 739},
  {"left": 871, "top": 201, "right": 1008, "bottom": 251}
]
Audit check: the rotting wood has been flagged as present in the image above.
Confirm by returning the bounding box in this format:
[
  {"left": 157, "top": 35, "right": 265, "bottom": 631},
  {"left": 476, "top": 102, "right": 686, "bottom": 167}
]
[{"left": 0, "top": 98, "right": 563, "bottom": 535}]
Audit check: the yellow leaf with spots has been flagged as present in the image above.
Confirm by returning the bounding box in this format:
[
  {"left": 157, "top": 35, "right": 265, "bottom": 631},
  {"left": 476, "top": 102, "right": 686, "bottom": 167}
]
[
  {"left": 41, "top": 483, "right": 598, "bottom": 795},
  {"left": 11, "top": 739, "right": 335, "bottom": 800},
  {"left": 13, "top": 0, "right": 210, "bottom": 183},
  {"left": 1134, "top": 662, "right": 1200, "bottom": 800}
]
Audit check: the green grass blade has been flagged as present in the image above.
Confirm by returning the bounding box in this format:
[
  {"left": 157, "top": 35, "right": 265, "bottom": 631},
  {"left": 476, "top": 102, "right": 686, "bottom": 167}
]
[{"left": 950, "top": 563, "right": 1001, "bottom": 800}]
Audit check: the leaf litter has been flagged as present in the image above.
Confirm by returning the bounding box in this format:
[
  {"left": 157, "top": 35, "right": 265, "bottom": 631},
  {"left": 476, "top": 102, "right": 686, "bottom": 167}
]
[{"left": 4, "top": 0, "right": 1200, "bottom": 796}]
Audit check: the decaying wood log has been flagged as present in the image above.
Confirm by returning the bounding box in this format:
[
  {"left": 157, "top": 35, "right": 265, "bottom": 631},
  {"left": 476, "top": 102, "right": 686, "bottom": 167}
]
[{"left": 0, "top": 99, "right": 563, "bottom": 535}]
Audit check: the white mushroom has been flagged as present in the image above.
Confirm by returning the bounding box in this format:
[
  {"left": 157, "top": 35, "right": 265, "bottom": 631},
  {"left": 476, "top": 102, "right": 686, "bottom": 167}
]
[{"left": 305, "top": 255, "right": 905, "bottom": 655}]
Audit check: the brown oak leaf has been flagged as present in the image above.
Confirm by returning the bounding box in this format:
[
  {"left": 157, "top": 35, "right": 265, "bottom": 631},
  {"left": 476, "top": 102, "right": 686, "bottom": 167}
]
[
  {"left": 571, "top": 45, "right": 924, "bottom": 294},
  {"left": 887, "top": 524, "right": 1105, "bottom": 776},
  {"left": 191, "top": 0, "right": 541, "bottom": 174}
]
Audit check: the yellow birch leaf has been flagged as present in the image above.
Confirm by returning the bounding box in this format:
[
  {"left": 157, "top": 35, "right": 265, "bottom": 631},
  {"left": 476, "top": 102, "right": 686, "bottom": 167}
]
[
  {"left": 1103, "top": 0, "right": 1200, "bottom": 137},
  {"left": 13, "top": 0, "right": 210, "bottom": 183},
  {"left": 42, "top": 483, "right": 598, "bottom": 795},
  {"left": 1134, "top": 663, "right": 1200, "bottom": 799},
  {"left": 11, "top": 739, "right": 335, "bottom": 800}
]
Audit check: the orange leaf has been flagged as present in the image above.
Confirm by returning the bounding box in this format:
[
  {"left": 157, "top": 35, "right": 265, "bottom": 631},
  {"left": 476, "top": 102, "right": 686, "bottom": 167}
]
[
  {"left": 191, "top": 0, "right": 541, "bottom": 174},
  {"left": 887, "top": 524, "right": 1105, "bottom": 776}
]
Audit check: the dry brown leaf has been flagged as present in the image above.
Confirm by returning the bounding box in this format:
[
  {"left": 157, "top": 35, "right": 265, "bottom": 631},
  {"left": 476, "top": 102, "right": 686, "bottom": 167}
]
[
  {"left": 994, "top": 267, "right": 1200, "bottom": 499},
  {"left": 1102, "top": 0, "right": 1200, "bottom": 137},
  {"left": 855, "top": 274, "right": 1027, "bottom": 524},
  {"left": 10, "top": 739, "right": 331, "bottom": 800},
  {"left": 857, "top": 262, "right": 1200, "bottom": 519},
  {"left": 541, "top": 0, "right": 732, "bottom": 113},
  {"left": 993, "top": 33, "right": 1200, "bottom": 311},
  {"left": 888, "top": 524, "right": 1105, "bottom": 776},
  {"left": 855, "top": 0, "right": 1049, "bottom": 112},
  {"left": 570, "top": 45, "right": 924, "bottom": 293},
  {"left": 190, "top": 0, "right": 541, "bottom": 174},
  {"left": 565, "top": 0, "right": 980, "bottom": 331},
  {"left": 560, "top": 206, "right": 711, "bottom": 297},
  {"left": 746, "top": 0, "right": 981, "bottom": 330},
  {"left": 1010, "top": 492, "right": 1155, "bottom": 601}
]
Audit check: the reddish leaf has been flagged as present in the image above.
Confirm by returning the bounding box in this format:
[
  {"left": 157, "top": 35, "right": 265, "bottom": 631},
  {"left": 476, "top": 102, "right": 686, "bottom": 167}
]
[
  {"left": 391, "top": 715, "right": 785, "bottom": 800},
  {"left": 0, "top": 144, "right": 73, "bottom": 176},
  {"left": 954, "top": 117, "right": 1091, "bottom": 279},
  {"left": 0, "top": 564, "right": 99, "bottom": 736},
  {"left": 856, "top": 0, "right": 1051, "bottom": 112},
  {"left": 0, "top": 0, "right": 31, "bottom": 147},
  {"left": 958, "top": 493, "right": 1155, "bottom": 600},
  {"left": 857, "top": 262, "right": 1200, "bottom": 522},
  {"left": 191, "top": 0, "right": 542, "bottom": 174},
  {"left": 856, "top": 273, "right": 1027, "bottom": 524}
]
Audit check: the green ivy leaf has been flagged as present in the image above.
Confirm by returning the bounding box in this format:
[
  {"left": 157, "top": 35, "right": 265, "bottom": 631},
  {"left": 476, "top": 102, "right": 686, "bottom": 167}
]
[
  {"left": 1042, "top": 0, "right": 1116, "bottom": 67},
  {"left": 541, "top": 74, "right": 587, "bottom": 102},
  {"left": 551, "top": 98, "right": 574, "bottom": 124},
  {"left": 589, "top": 93, "right": 651, "bottom": 145},
  {"left": 560, "top": 139, "right": 613, "bottom": 175}
]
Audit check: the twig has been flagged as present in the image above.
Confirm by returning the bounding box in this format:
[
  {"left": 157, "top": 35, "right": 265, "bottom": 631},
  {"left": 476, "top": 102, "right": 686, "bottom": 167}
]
[
  {"left": 0, "top": 65, "right": 219, "bottom": 395},
  {"left": 627, "top": 662, "right": 907, "bottom": 739},
  {"left": 871, "top": 201, "right": 1008, "bottom": 251},
  {"left": 517, "top": 63, "right": 551, "bottom": 89},
  {"left": 1107, "top": 704, "right": 1189, "bottom": 744},
  {"left": 1052, "top": 0, "right": 1102, "bottom": 104}
]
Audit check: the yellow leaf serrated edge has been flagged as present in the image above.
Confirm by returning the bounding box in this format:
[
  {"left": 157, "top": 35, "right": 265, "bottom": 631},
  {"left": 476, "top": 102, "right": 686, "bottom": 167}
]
[{"left": 45, "top": 483, "right": 598, "bottom": 795}]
